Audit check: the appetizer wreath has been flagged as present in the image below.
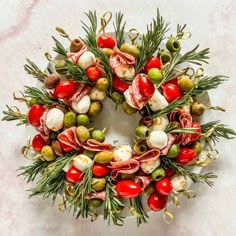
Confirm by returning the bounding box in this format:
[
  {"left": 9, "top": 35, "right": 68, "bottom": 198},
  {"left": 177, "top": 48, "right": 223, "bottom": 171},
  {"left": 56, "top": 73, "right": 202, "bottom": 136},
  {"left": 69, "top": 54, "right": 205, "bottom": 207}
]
[{"left": 2, "top": 9, "right": 236, "bottom": 226}]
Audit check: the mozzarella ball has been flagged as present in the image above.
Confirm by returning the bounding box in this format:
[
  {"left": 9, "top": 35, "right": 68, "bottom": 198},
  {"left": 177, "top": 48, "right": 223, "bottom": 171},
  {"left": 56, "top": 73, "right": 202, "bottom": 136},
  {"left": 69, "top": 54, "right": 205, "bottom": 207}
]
[
  {"left": 123, "top": 89, "right": 137, "bottom": 109},
  {"left": 72, "top": 95, "right": 91, "bottom": 114},
  {"left": 62, "top": 161, "right": 73, "bottom": 172},
  {"left": 78, "top": 51, "right": 96, "bottom": 69},
  {"left": 113, "top": 145, "right": 132, "bottom": 162},
  {"left": 89, "top": 87, "right": 106, "bottom": 101},
  {"left": 46, "top": 108, "right": 64, "bottom": 131},
  {"left": 171, "top": 174, "right": 188, "bottom": 192},
  {"left": 114, "top": 65, "right": 135, "bottom": 79},
  {"left": 146, "top": 131, "right": 168, "bottom": 149},
  {"left": 148, "top": 89, "right": 169, "bottom": 111},
  {"left": 141, "top": 158, "right": 161, "bottom": 174},
  {"left": 73, "top": 154, "right": 93, "bottom": 172},
  {"left": 149, "top": 116, "right": 169, "bottom": 132}
]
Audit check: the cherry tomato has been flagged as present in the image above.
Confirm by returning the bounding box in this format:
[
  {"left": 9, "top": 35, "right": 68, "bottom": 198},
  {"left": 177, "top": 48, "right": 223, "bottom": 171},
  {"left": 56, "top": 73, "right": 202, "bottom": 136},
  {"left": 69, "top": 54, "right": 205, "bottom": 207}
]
[
  {"left": 190, "top": 122, "right": 201, "bottom": 143},
  {"left": 54, "top": 81, "right": 76, "bottom": 99},
  {"left": 92, "top": 164, "right": 110, "bottom": 177},
  {"left": 86, "top": 65, "right": 101, "bottom": 82},
  {"left": 113, "top": 76, "right": 129, "bottom": 93},
  {"left": 147, "top": 192, "right": 168, "bottom": 212},
  {"left": 59, "top": 141, "right": 74, "bottom": 153},
  {"left": 165, "top": 168, "right": 175, "bottom": 178},
  {"left": 66, "top": 167, "right": 84, "bottom": 184},
  {"left": 115, "top": 180, "right": 141, "bottom": 199},
  {"left": 97, "top": 35, "right": 116, "bottom": 49},
  {"left": 175, "top": 148, "right": 197, "bottom": 165},
  {"left": 144, "top": 56, "right": 161, "bottom": 74},
  {"left": 168, "top": 77, "right": 178, "bottom": 85},
  {"left": 31, "top": 134, "right": 46, "bottom": 152},
  {"left": 28, "top": 104, "right": 45, "bottom": 127},
  {"left": 163, "top": 82, "right": 182, "bottom": 103},
  {"left": 136, "top": 74, "right": 155, "bottom": 98},
  {"left": 155, "top": 177, "right": 173, "bottom": 196}
]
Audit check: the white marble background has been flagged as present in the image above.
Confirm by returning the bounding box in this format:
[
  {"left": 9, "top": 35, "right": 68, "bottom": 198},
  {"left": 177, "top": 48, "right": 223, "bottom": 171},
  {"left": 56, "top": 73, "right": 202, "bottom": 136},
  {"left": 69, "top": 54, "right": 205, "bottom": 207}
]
[{"left": 0, "top": 0, "right": 236, "bottom": 235}]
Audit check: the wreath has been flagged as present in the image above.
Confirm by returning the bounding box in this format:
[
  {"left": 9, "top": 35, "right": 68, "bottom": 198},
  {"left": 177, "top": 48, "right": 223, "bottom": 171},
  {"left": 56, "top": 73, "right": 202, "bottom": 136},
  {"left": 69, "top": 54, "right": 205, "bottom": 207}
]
[{"left": 2, "top": 9, "right": 236, "bottom": 226}]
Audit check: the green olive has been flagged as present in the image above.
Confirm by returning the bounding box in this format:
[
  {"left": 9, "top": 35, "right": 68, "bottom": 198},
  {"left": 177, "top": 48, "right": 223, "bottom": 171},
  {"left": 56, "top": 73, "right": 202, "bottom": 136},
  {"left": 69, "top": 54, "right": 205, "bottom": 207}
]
[
  {"left": 178, "top": 75, "right": 193, "bottom": 92},
  {"left": 89, "top": 198, "right": 103, "bottom": 209},
  {"left": 96, "top": 78, "right": 109, "bottom": 91},
  {"left": 158, "top": 49, "right": 172, "bottom": 65},
  {"left": 120, "top": 43, "right": 140, "bottom": 58},
  {"left": 76, "top": 126, "right": 90, "bottom": 142},
  {"left": 144, "top": 183, "right": 156, "bottom": 196},
  {"left": 166, "top": 37, "right": 180, "bottom": 52},
  {"left": 133, "top": 141, "right": 148, "bottom": 155},
  {"left": 55, "top": 60, "right": 67, "bottom": 74},
  {"left": 91, "top": 130, "right": 105, "bottom": 142},
  {"left": 94, "top": 151, "right": 114, "bottom": 164},
  {"left": 151, "top": 167, "right": 165, "bottom": 181},
  {"left": 111, "top": 91, "right": 124, "bottom": 104},
  {"left": 191, "top": 141, "right": 202, "bottom": 155},
  {"left": 70, "top": 38, "right": 83, "bottom": 53},
  {"left": 166, "top": 144, "right": 180, "bottom": 158},
  {"left": 120, "top": 173, "right": 135, "bottom": 180},
  {"left": 92, "top": 178, "right": 106, "bottom": 191},
  {"left": 83, "top": 150, "right": 96, "bottom": 159},
  {"left": 101, "top": 48, "right": 114, "bottom": 58},
  {"left": 88, "top": 101, "right": 103, "bottom": 117},
  {"left": 147, "top": 68, "right": 163, "bottom": 84},
  {"left": 29, "top": 98, "right": 41, "bottom": 107},
  {"left": 41, "top": 145, "right": 56, "bottom": 161},
  {"left": 64, "top": 111, "right": 76, "bottom": 128},
  {"left": 135, "top": 125, "right": 150, "bottom": 139},
  {"left": 122, "top": 101, "right": 137, "bottom": 115},
  {"left": 191, "top": 102, "right": 205, "bottom": 116},
  {"left": 76, "top": 114, "right": 89, "bottom": 126}
]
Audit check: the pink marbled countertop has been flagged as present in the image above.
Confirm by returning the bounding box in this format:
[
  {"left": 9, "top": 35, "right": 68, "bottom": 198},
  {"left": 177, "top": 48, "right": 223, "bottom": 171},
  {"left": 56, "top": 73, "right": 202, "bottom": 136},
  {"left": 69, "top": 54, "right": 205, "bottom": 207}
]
[{"left": 0, "top": 0, "right": 236, "bottom": 235}]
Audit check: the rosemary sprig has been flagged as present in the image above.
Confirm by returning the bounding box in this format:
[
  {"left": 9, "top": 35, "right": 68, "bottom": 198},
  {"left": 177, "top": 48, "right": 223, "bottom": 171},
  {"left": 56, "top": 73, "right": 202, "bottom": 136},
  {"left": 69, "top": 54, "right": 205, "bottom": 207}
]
[
  {"left": 52, "top": 36, "right": 68, "bottom": 56},
  {"left": 161, "top": 156, "right": 217, "bottom": 187},
  {"left": 169, "top": 128, "right": 197, "bottom": 134},
  {"left": 29, "top": 152, "right": 77, "bottom": 203},
  {"left": 81, "top": 11, "right": 98, "bottom": 48},
  {"left": 2, "top": 105, "right": 28, "bottom": 125},
  {"left": 113, "top": 12, "right": 126, "bottom": 48},
  {"left": 133, "top": 196, "right": 149, "bottom": 226},
  {"left": 24, "top": 86, "right": 66, "bottom": 107},
  {"left": 201, "top": 121, "right": 236, "bottom": 144},
  {"left": 18, "top": 159, "right": 48, "bottom": 183},
  {"left": 68, "top": 167, "right": 93, "bottom": 219},
  {"left": 135, "top": 8, "right": 169, "bottom": 73},
  {"left": 190, "top": 75, "right": 228, "bottom": 97},
  {"left": 24, "top": 59, "right": 47, "bottom": 82},
  {"left": 104, "top": 177, "right": 125, "bottom": 226}
]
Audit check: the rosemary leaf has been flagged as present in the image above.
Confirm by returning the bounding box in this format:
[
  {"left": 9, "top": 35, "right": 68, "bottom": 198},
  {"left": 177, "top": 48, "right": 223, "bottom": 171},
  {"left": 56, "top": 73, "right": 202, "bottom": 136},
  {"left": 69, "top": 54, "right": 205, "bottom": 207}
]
[
  {"left": 52, "top": 36, "right": 68, "bottom": 56},
  {"left": 133, "top": 196, "right": 149, "bottom": 226},
  {"left": 113, "top": 12, "right": 126, "bottom": 48}
]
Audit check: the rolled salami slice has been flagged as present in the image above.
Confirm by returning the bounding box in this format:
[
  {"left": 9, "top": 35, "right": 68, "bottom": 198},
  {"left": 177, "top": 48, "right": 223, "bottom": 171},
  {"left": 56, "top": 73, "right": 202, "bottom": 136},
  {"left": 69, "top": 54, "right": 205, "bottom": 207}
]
[
  {"left": 134, "top": 176, "right": 153, "bottom": 191},
  {"left": 36, "top": 111, "right": 50, "bottom": 141},
  {"left": 70, "top": 83, "right": 92, "bottom": 102},
  {"left": 169, "top": 108, "right": 183, "bottom": 121},
  {"left": 161, "top": 133, "right": 177, "bottom": 156},
  {"left": 81, "top": 139, "right": 112, "bottom": 152},
  {"left": 85, "top": 191, "right": 106, "bottom": 201},
  {"left": 134, "top": 149, "right": 160, "bottom": 163},
  {"left": 67, "top": 45, "right": 87, "bottom": 64}
]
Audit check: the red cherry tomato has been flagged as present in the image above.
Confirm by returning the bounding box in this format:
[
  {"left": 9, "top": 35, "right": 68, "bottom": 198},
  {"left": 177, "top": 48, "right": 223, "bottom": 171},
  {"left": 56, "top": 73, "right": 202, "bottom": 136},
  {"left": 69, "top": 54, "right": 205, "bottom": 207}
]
[
  {"left": 175, "top": 148, "right": 197, "bottom": 165},
  {"left": 92, "top": 164, "right": 110, "bottom": 177},
  {"left": 66, "top": 167, "right": 84, "bottom": 184},
  {"left": 165, "top": 168, "right": 175, "bottom": 178},
  {"left": 190, "top": 122, "right": 201, "bottom": 143},
  {"left": 59, "top": 141, "right": 74, "bottom": 153},
  {"left": 97, "top": 35, "right": 116, "bottom": 49},
  {"left": 28, "top": 104, "right": 45, "bottom": 127},
  {"left": 54, "top": 81, "right": 76, "bottom": 99},
  {"left": 32, "top": 134, "right": 46, "bottom": 152},
  {"left": 115, "top": 180, "right": 141, "bottom": 199},
  {"left": 147, "top": 192, "right": 168, "bottom": 212},
  {"left": 163, "top": 82, "right": 182, "bottom": 103},
  {"left": 86, "top": 65, "right": 101, "bottom": 82},
  {"left": 113, "top": 76, "right": 129, "bottom": 93},
  {"left": 155, "top": 177, "right": 173, "bottom": 196},
  {"left": 144, "top": 56, "right": 161, "bottom": 74},
  {"left": 168, "top": 77, "right": 178, "bottom": 85},
  {"left": 136, "top": 74, "right": 155, "bottom": 98}
]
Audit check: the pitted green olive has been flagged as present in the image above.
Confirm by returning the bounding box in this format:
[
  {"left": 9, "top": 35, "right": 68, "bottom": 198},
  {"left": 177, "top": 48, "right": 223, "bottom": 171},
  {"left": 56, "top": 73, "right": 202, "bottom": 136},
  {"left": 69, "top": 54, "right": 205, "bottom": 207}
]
[
  {"left": 70, "top": 38, "right": 83, "bottom": 53},
  {"left": 101, "top": 48, "right": 114, "bottom": 58},
  {"left": 122, "top": 101, "right": 137, "bottom": 115},
  {"left": 111, "top": 91, "right": 124, "bottom": 104},
  {"left": 41, "top": 145, "right": 56, "bottom": 161},
  {"left": 88, "top": 101, "right": 103, "bottom": 117},
  {"left": 166, "top": 144, "right": 180, "bottom": 158},
  {"left": 166, "top": 37, "right": 180, "bottom": 52},
  {"left": 94, "top": 151, "right": 114, "bottom": 164},
  {"left": 89, "top": 198, "right": 103, "bottom": 209},
  {"left": 92, "top": 178, "right": 106, "bottom": 191},
  {"left": 64, "top": 111, "right": 77, "bottom": 128},
  {"left": 55, "top": 60, "right": 67, "bottom": 74},
  {"left": 96, "top": 78, "right": 109, "bottom": 91},
  {"left": 151, "top": 167, "right": 165, "bottom": 181},
  {"left": 191, "top": 102, "right": 205, "bottom": 116},
  {"left": 120, "top": 173, "right": 135, "bottom": 180},
  {"left": 120, "top": 43, "right": 140, "bottom": 58},
  {"left": 133, "top": 141, "right": 148, "bottom": 155},
  {"left": 178, "top": 75, "right": 193, "bottom": 92},
  {"left": 76, "top": 126, "right": 90, "bottom": 142},
  {"left": 158, "top": 49, "right": 172, "bottom": 65},
  {"left": 135, "top": 125, "right": 150, "bottom": 139}
]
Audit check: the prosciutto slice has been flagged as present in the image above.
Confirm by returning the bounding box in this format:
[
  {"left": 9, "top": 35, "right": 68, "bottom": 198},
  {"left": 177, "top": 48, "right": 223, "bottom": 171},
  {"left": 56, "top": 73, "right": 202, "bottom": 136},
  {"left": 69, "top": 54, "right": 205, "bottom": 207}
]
[
  {"left": 109, "top": 48, "right": 135, "bottom": 69},
  {"left": 67, "top": 45, "right": 87, "bottom": 64},
  {"left": 134, "top": 149, "right": 160, "bottom": 163},
  {"left": 36, "top": 111, "right": 50, "bottom": 142},
  {"left": 57, "top": 127, "right": 112, "bottom": 152},
  {"left": 110, "top": 159, "right": 140, "bottom": 180},
  {"left": 134, "top": 176, "right": 153, "bottom": 191},
  {"left": 70, "top": 83, "right": 92, "bottom": 102},
  {"left": 85, "top": 191, "right": 106, "bottom": 201},
  {"left": 161, "top": 133, "right": 177, "bottom": 156},
  {"left": 169, "top": 108, "right": 183, "bottom": 121}
]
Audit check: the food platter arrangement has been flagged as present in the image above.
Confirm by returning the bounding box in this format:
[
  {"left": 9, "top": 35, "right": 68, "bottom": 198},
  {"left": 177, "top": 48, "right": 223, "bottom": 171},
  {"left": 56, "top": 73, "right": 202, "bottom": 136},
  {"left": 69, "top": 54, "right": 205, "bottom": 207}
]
[{"left": 2, "top": 9, "right": 236, "bottom": 226}]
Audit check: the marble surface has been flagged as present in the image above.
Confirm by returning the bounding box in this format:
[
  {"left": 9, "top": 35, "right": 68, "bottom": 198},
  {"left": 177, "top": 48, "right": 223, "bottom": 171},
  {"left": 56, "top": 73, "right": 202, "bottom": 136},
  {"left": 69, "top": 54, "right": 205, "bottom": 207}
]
[{"left": 0, "top": 0, "right": 236, "bottom": 235}]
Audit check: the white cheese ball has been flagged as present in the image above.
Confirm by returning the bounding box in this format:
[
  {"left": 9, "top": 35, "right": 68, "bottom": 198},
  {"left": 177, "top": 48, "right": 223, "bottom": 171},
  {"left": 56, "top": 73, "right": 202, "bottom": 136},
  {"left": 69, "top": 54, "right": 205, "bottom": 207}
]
[
  {"left": 89, "top": 87, "right": 106, "bottom": 101},
  {"left": 148, "top": 89, "right": 169, "bottom": 111},
  {"left": 46, "top": 108, "right": 64, "bottom": 131},
  {"left": 171, "top": 174, "right": 188, "bottom": 192},
  {"left": 62, "top": 161, "right": 73, "bottom": 172},
  {"left": 123, "top": 89, "right": 137, "bottom": 109},
  {"left": 149, "top": 116, "right": 169, "bottom": 132},
  {"left": 146, "top": 131, "right": 168, "bottom": 149},
  {"left": 141, "top": 158, "right": 161, "bottom": 174},
  {"left": 78, "top": 51, "right": 96, "bottom": 69},
  {"left": 113, "top": 145, "right": 132, "bottom": 162},
  {"left": 73, "top": 154, "right": 93, "bottom": 172},
  {"left": 114, "top": 65, "right": 135, "bottom": 79},
  {"left": 72, "top": 95, "right": 91, "bottom": 114}
]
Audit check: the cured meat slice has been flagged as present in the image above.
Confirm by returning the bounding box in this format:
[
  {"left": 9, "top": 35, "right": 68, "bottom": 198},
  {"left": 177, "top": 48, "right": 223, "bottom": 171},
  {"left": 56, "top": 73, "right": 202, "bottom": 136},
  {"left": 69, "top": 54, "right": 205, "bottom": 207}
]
[
  {"left": 134, "top": 149, "right": 160, "bottom": 163},
  {"left": 36, "top": 111, "right": 50, "bottom": 141},
  {"left": 67, "top": 45, "right": 87, "bottom": 64},
  {"left": 110, "top": 159, "right": 140, "bottom": 180},
  {"left": 81, "top": 139, "right": 112, "bottom": 152},
  {"left": 169, "top": 108, "right": 183, "bottom": 121},
  {"left": 70, "top": 83, "right": 92, "bottom": 102},
  {"left": 134, "top": 176, "right": 153, "bottom": 191},
  {"left": 85, "top": 191, "right": 106, "bottom": 201},
  {"left": 161, "top": 133, "right": 177, "bottom": 156}
]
